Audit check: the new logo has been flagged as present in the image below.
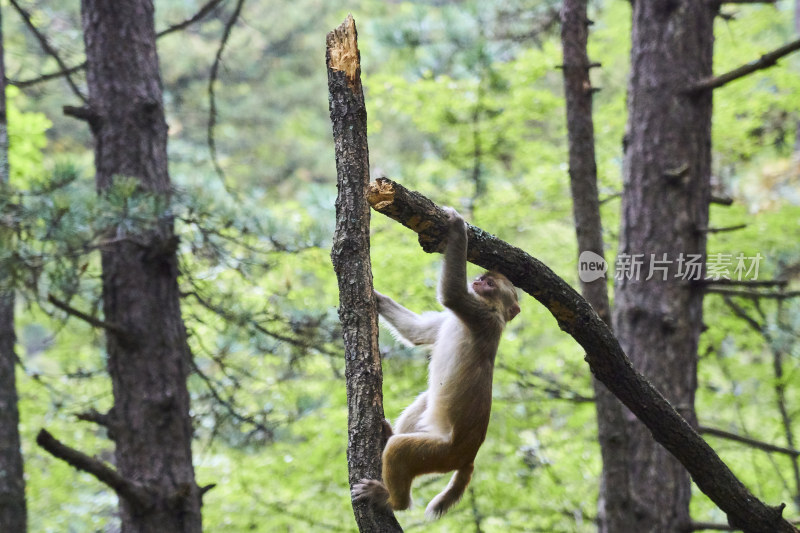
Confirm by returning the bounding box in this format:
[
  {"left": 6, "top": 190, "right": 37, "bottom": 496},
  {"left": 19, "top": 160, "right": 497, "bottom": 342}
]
[{"left": 578, "top": 250, "right": 608, "bottom": 283}]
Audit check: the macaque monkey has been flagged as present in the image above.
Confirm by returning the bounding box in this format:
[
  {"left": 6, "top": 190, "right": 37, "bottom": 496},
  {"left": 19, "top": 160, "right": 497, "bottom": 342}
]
[{"left": 352, "top": 207, "right": 520, "bottom": 519}]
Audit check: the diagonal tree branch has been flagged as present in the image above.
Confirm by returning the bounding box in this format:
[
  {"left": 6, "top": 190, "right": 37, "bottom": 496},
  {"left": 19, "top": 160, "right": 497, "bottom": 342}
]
[
  {"left": 36, "top": 429, "right": 153, "bottom": 509},
  {"left": 368, "top": 176, "right": 798, "bottom": 533},
  {"left": 10, "top": 62, "right": 85, "bottom": 88},
  {"left": 8, "top": 0, "right": 86, "bottom": 102},
  {"left": 158, "top": 0, "right": 224, "bottom": 38},
  {"left": 47, "top": 294, "right": 129, "bottom": 339},
  {"left": 687, "top": 37, "right": 800, "bottom": 93}
]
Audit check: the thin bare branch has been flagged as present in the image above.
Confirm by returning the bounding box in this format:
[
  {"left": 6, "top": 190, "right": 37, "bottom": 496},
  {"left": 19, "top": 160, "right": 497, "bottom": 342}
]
[
  {"left": 697, "top": 224, "right": 747, "bottom": 234},
  {"left": 8, "top": 0, "right": 222, "bottom": 89},
  {"left": 700, "top": 426, "right": 800, "bottom": 457},
  {"left": 47, "top": 294, "right": 128, "bottom": 338},
  {"left": 9, "top": 62, "right": 85, "bottom": 88},
  {"left": 690, "top": 521, "right": 737, "bottom": 531},
  {"left": 8, "top": 0, "right": 86, "bottom": 102},
  {"left": 698, "top": 279, "right": 788, "bottom": 288},
  {"left": 182, "top": 289, "right": 335, "bottom": 356},
  {"left": 711, "top": 194, "right": 734, "bottom": 206},
  {"left": 707, "top": 288, "right": 800, "bottom": 299},
  {"left": 207, "top": 0, "right": 246, "bottom": 191},
  {"left": 723, "top": 295, "right": 800, "bottom": 504},
  {"left": 688, "top": 38, "right": 800, "bottom": 92},
  {"left": 157, "top": 0, "right": 224, "bottom": 38},
  {"left": 190, "top": 360, "right": 275, "bottom": 440},
  {"left": 714, "top": 0, "right": 776, "bottom": 4},
  {"left": 75, "top": 408, "right": 111, "bottom": 428}
]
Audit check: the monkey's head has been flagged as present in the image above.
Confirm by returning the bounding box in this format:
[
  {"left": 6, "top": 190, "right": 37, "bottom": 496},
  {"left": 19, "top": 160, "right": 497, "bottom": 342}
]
[{"left": 472, "top": 271, "right": 520, "bottom": 323}]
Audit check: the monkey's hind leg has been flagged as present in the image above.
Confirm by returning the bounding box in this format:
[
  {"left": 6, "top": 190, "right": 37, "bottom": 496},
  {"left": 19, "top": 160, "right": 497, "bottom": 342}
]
[
  {"left": 425, "top": 463, "right": 474, "bottom": 520},
  {"left": 383, "top": 432, "right": 453, "bottom": 511}
]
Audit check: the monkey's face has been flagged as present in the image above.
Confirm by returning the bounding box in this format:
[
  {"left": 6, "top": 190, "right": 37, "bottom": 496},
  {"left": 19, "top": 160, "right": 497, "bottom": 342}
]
[
  {"left": 472, "top": 272, "right": 500, "bottom": 298},
  {"left": 473, "top": 272, "right": 520, "bottom": 322}
]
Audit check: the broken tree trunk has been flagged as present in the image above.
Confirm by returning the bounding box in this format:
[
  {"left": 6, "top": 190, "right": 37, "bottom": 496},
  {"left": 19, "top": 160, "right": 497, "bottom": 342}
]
[
  {"left": 326, "top": 15, "right": 402, "bottom": 533},
  {"left": 368, "top": 177, "right": 798, "bottom": 533}
]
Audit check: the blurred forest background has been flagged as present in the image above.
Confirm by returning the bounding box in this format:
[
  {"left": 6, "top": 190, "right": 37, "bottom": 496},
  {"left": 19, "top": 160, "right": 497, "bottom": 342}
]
[{"left": 1, "top": 0, "right": 799, "bottom": 531}]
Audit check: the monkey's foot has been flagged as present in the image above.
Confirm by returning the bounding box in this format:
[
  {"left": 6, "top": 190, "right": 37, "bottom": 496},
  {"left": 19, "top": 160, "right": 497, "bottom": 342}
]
[
  {"left": 425, "top": 482, "right": 466, "bottom": 520},
  {"left": 425, "top": 492, "right": 455, "bottom": 520},
  {"left": 351, "top": 479, "right": 391, "bottom": 511}
]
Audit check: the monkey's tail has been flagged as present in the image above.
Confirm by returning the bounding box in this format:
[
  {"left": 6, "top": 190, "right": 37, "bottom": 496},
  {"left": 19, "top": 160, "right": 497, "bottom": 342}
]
[{"left": 424, "top": 463, "right": 474, "bottom": 520}]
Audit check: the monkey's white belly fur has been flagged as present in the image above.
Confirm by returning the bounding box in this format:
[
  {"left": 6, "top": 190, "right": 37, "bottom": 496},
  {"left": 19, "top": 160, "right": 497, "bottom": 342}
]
[{"left": 422, "top": 313, "right": 498, "bottom": 439}]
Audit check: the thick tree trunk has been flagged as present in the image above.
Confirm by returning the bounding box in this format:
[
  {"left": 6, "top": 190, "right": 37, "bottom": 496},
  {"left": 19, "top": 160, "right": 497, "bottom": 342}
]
[
  {"left": 559, "top": 3, "right": 633, "bottom": 531},
  {"left": 327, "top": 15, "right": 403, "bottom": 533},
  {"left": 0, "top": 4, "right": 27, "bottom": 529},
  {"left": 80, "top": 1, "right": 201, "bottom": 531},
  {"left": 613, "top": 2, "right": 716, "bottom": 531},
  {"left": 0, "top": 297, "right": 25, "bottom": 533}
]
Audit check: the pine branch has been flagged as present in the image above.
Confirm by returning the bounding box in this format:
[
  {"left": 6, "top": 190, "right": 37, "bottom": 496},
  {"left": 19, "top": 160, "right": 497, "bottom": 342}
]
[
  {"left": 688, "top": 38, "right": 800, "bottom": 92},
  {"left": 700, "top": 426, "right": 800, "bottom": 457},
  {"left": 36, "top": 429, "right": 152, "bottom": 509},
  {"left": 368, "top": 176, "right": 799, "bottom": 533},
  {"left": 190, "top": 359, "right": 275, "bottom": 440}
]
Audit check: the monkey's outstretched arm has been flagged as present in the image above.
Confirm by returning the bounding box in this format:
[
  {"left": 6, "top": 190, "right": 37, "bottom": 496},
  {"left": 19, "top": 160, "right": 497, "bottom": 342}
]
[
  {"left": 438, "top": 208, "right": 487, "bottom": 325},
  {"left": 375, "top": 291, "right": 444, "bottom": 346}
]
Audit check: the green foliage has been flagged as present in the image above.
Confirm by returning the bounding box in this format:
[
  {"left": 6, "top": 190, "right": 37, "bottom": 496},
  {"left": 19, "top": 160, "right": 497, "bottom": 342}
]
[
  {"left": 7, "top": 0, "right": 800, "bottom": 531},
  {"left": 713, "top": 5, "right": 800, "bottom": 167},
  {"left": 7, "top": 86, "right": 51, "bottom": 186}
]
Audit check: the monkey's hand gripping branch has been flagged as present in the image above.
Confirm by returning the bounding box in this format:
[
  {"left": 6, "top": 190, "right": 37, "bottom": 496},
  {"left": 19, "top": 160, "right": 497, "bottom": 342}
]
[{"left": 367, "top": 177, "right": 798, "bottom": 533}]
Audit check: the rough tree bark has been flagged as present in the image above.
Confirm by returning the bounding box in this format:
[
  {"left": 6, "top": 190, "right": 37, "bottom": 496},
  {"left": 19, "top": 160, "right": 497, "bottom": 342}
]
[
  {"left": 796, "top": 0, "right": 800, "bottom": 153},
  {"left": 614, "top": 2, "right": 716, "bottom": 531},
  {"left": 37, "top": 2, "right": 203, "bottom": 532},
  {"left": 368, "top": 177, "right": 798, "bottom": 533},
  {"left": 326, "top": 15, "right": 403, "bottom": 533},
  {"left": 0, "top": 4, "right": 27, "bottom": 529},
  {"left": 559, "top": 3, "right": 633, "bottom": 532}
]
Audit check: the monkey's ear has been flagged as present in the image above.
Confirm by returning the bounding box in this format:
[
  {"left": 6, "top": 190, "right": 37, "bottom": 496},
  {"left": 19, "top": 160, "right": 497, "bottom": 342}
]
[{"left": 507, "top": 303, "right": 520, "bottom": 322}]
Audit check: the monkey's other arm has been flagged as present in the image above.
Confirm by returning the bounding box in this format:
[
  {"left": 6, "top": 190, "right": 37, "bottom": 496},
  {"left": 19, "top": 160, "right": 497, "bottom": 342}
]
[
  {"left": 374, "top": 290, "right": 444, "bottom": 346},
  {"left": 437, "top": 208, "right": 486, "bottom": 325}
]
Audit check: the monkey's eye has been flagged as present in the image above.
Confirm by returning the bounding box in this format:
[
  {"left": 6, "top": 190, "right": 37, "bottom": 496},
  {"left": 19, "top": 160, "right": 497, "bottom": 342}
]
[{"left": 486, "top": 278, "right": 495, "bottom": 287}]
